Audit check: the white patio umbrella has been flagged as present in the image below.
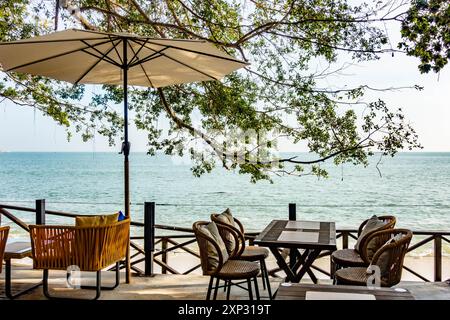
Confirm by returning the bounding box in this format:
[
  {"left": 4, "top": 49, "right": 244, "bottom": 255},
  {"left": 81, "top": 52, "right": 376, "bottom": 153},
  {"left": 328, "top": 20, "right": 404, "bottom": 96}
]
[{"left": 0, "top": 29, "right": 248, "bottom": 282}]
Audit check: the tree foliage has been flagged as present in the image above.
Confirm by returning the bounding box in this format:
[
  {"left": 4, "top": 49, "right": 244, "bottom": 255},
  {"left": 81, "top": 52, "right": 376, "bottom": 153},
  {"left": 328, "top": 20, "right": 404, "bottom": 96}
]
[
  {"left": 399, "top": 0, "right": 450, "bottom": 73},
  {"left": 1, "top": 0, "right": 446, "bottom": 182}
]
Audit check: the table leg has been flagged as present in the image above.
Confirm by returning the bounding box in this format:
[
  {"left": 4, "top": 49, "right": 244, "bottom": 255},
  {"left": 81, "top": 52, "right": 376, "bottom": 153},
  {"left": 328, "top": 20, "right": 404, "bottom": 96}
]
[
  {"left": 293, "top": 249, "right": 322, "bottom": 283},
  {"left": 269, "top": 247, "right": 297, "bottom": 282},
  {"left": 293, "top": 249, "right": 318, "bottom": 283}
]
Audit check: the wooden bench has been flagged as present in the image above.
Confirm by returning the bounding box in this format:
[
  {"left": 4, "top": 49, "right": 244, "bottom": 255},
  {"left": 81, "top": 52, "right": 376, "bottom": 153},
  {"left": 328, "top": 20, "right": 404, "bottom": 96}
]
[{"left": 3, "top": 241, "right": 41, "bottom": 299}]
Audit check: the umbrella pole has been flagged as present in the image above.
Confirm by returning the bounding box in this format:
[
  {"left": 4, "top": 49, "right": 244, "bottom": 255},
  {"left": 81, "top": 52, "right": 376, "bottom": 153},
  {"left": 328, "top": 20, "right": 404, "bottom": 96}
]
[{"left": 123, "top": 38, "right": 131, "bottom": 284}]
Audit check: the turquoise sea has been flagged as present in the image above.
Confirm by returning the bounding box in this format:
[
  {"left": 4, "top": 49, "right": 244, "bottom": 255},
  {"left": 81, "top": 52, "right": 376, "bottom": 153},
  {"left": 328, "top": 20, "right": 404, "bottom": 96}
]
[{"left": 1, "top": 152, "right": 450, "bottom": 241}]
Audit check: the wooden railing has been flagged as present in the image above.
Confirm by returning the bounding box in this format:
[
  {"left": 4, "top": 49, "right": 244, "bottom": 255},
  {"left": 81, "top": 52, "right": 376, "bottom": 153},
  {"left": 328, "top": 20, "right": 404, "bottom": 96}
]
[{"left": 0, "top": 201, "right": 448, "bottom": 282}]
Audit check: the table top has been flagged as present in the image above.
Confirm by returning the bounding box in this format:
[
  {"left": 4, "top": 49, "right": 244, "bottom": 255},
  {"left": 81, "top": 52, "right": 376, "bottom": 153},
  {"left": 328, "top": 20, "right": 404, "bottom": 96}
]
[
  {"left": 4, "top": 241, "right": 32, "bottom": 260},
  {"left": 254, "top": 220, "right": 336, "bottom": 250},
  {"left": 275, "top": 283, "right": 415, "bottom": 300}
]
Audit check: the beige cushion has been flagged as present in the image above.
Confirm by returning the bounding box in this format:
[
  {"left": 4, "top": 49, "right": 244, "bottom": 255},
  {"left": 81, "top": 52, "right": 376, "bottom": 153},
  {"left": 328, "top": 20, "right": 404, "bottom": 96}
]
[
  {"left": 355, "top": 215, "right": 387, "bottom": 253},
  {"left": 198, "top": 222, "right": 229, "bottom": 270},
  {"left": 215, "top": 208, "right": 240, "bottom": 253},
  {"left": 75, "top": 213, "right": 119, "bottom": 227}
]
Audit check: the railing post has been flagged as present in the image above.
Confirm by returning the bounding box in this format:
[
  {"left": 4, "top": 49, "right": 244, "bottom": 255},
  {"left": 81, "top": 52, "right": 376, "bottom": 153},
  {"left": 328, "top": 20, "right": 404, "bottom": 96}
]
[
  {"left": 342, "top": 231, "right": 349, "bottom": 249},
  {"left": 434, "top": 235, "right": 442, "bottom": 282},
  {"left": 144, "top": 202, "right": 155, "bottom": 276},
  {"left": 161, "top": 237, "right": 168, "bottom": 274},
  {"left": 288, "top": 203, "right": 296, "bottom": 221},
  {"left": 288, "top": 203, "right": 296, "bottom": 269},
  {"left": 35, "top": 199, "right": 45, "bottom": 225}
]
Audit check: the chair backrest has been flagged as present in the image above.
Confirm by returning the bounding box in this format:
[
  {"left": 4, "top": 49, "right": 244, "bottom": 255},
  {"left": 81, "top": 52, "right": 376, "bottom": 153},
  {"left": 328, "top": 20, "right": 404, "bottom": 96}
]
[
  {"left": 211, "top": 213, "right": 245, "bottom": 257},
  {"left": 368, "top": 228, "right": 412, "bottom": 287},
  {"left": 358, "top": 215, "right": 396, "bottom": 236},
  {"left": 0, "top": 226, "right": 10, "bottom": 273},
  {"left": 211, "top": 213, "right": 245, "bottom": 233},
  {"left": 29, "top": 219, "right": 130, "bottom": 271},
  {"left": 193, "top": 221, "right": 238, "bottom": 276},
  {"left": 358, "top": 215, "right": 396, "bottom": 262}
]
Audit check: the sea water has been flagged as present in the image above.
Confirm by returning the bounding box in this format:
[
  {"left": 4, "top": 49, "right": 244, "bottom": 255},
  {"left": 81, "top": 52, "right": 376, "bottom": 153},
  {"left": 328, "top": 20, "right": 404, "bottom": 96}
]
[{"left": 1, "top": 152, "right": 449, "bottom": 247}]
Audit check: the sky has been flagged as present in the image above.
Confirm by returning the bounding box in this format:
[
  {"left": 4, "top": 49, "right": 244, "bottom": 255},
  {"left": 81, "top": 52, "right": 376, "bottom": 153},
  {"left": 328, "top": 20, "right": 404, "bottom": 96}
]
[{"left": 0, "top": 15, "right": 449, "bottom": 153}]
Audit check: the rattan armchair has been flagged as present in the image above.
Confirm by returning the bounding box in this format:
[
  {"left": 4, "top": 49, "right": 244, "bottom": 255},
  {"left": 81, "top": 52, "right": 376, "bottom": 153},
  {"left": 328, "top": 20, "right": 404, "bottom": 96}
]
[
  {"left": 29, "top": 218, "right": 130, "bottom": 300},
  {"left": 335, "top": 229, "right": 412, "bottom": 287},
  {"left": 331, "top": 215, "right": 396, "bottom": 275},
  {"left": 0, "top": 226, "right": 9, "bottom": 273},
  {"left": 193, "top": 221, "right": 261, "bottom": 300},
  {"left": 211, "top": 213, "right": 272, "bottom": 299}
]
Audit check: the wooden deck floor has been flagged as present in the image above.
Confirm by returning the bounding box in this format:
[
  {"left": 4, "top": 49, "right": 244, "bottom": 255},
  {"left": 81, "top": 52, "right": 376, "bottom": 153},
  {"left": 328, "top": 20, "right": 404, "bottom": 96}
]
[{"left": 1, "top": 266, "right": 449, "bottom": 300}]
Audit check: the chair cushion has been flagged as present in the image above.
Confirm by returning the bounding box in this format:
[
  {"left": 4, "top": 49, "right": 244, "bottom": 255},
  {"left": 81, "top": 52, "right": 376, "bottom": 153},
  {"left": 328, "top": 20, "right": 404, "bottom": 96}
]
[
  {"left": 331, "top": 249, "right": 366, "bottom": 267},
  {"left": 239, "top": 246, "right": 269, "bottom": 261},
  {"left": 75, "top": 213, "right": 119, "bottom": 227},
  {"left": 214, "top": 208, "right": 240, "bottom": 253},
  {"left": 354, "top": 215, "right": 387, "bottom": 253},
  {"left": 218, "top": 260, "right": 260, "bottom": 280},
  {"left": 198, "top": 221, "right": 229, "bottom": 270}
]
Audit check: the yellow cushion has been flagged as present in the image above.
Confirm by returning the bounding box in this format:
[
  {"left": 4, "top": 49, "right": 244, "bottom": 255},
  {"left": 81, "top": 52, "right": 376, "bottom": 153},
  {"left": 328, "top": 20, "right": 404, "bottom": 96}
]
[{"left": 75, "top": 213, "right": 119, "bottom": 227}]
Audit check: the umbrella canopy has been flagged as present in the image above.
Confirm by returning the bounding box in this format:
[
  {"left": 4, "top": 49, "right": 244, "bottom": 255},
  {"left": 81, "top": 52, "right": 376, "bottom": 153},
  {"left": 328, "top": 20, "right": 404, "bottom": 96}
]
[
  {"left": 0, "top": 29, "right": 247, "bottom": 87},
  {"left": 0, "top": 29, "right": 247, "bottom": 283}
]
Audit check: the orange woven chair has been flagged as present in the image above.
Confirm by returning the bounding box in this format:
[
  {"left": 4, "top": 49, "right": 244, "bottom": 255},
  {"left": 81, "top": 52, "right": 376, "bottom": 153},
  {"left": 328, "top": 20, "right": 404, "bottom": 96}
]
[
  {"left": 0, "top": 226, "right": 9, "bottom": 273},
  {"left": 29, "top": 218, "right": 129, "bottom": 300}
]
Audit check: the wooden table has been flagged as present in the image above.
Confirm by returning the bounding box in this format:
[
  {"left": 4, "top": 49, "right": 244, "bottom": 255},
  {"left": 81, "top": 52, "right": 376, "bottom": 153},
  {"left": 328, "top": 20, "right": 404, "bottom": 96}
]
[
  {"left": 3, "top": 241, "right": 41, "bottom": 299},
  {"left": 275, "top": 283, "right": 415, "bottom": 300},
  {"left": 254, "top": 220, "right": 336, "bottom": 283}
]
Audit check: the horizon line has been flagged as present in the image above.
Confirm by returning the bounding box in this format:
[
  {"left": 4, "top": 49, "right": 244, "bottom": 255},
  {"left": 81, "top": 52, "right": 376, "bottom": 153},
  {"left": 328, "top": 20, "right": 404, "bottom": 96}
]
[{"left": 1, "top": 150, "right": 450, "bottom": 153}]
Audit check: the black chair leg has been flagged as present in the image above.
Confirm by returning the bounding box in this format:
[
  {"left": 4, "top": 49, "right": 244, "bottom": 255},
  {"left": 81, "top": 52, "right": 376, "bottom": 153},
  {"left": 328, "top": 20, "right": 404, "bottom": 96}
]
[
  {"left": 330, "top": 260, "right": 336, "bottom": 279},
  {"left": 262, "top": 259, "right": 272, "bottom": 300},
  {"left": 43, "top": 269, "right": 101, "bottom": 300},
  {"left": 247, "top": 278, "right": 253, "bottom": 300},
  {"left": 253, "top": 276, "right": 260, "bottom": 300},
  {"left": 260, "top": 259, "right": 266, "bottom": 290},
  {"left": 206, "top": 276, "right": 214, "bottom": 300},
  {"left": 213, "top": 277, "right": 220, "bottom": 300},
  {"left": 332, "top": 263, "right": 340, "bottom": 284},
  {"left": 226, "top": 280, "right": 231, "bottom": 300}
]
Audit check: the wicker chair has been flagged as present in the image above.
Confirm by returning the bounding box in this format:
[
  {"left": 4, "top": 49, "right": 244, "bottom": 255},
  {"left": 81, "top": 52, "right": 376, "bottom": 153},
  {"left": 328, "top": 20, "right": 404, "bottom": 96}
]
[
  {"left": 211, "top": 213, "right": 272, "bottom": 299},
  {"left": 0, "top": 226, "right": 10, "bottom": 273},
  {"left": 335, "top": 229, "right": 412, "bottom": 287},
  {"left": 331, "top": 215, "right": 396, "bottom": 275},
  {"left": 193, "top": 221, "right": 261, "bottom": 300},
  {"left": 29, "top": 218, "right": 130, "bottom": 300}
]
